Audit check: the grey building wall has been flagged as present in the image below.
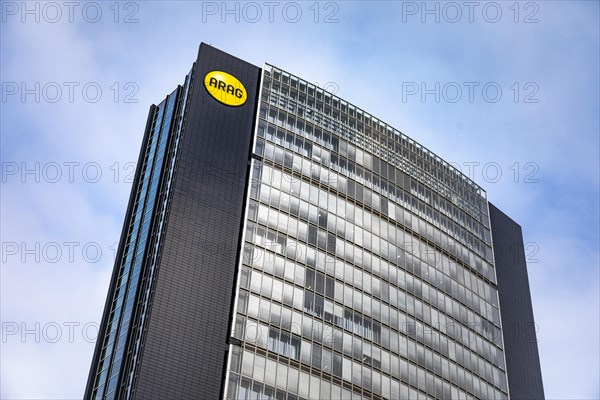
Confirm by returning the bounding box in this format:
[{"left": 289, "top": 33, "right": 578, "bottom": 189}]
[
  {"left": 490, "top": 203, "right": 544, "bottom": 399},
  {"left": 130, "top": 44, "right": 261, "bottom": 399}
]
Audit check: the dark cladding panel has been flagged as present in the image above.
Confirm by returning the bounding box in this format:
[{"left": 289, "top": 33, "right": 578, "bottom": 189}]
[
  {"left": 490, "top": 203, "right": 545, "bottom": 400},
  {"left": 131, "top": 44, "right": 260, "bottom": 399}
]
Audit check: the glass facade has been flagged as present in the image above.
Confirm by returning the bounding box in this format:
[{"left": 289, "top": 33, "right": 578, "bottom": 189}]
[
  {"left": 224, "top": 65, "right": 509, "bottom": 399},
  {"left": 89, "top": 67, "right": 194, "bottom": 400}
]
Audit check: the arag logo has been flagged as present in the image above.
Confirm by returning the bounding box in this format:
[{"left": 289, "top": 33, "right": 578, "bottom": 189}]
[{"left": 204, "top": 70, "right": 247, "bottom": 107}]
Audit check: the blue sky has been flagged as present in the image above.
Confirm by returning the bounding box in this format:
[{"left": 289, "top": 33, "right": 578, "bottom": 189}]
[{"left": 1, "top": 1, "right": 598, "bottom": 398}]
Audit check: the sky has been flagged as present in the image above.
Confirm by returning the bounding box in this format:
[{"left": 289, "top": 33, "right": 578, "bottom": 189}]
[{"left": 1, "top": 1, "right": 598, "bottom": 399}]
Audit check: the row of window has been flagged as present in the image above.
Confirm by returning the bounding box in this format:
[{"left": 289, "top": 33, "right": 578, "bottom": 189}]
[
  {"left": 240, "top": 262, "right": 506, "bottom": 385},
  {"left": 258, "top": 108, "right": 488, "bottom": 242},
  {"left": 228, "top": 373, "right": 307, "bottom": 400},
  {"left": 231, "top": 338, "right": 506, "bottom": 400},
  {"left": 262, "top": 90, "right": 484, "bottom": 237},
  {"left": 253, "top": 159, "right": 496, "bottom": 296},
  {"left": 261, "top": 69, "right": 485, "bottom": 220},
  {"left": 255, "top": 128, "right": 491, "bottom": 264},
  {"left": 267, "top": 326, "right": 302, "bottom": 360},
  {"left": 243, "top": 238, "right": 507, "bottom": 379},
  {"left": 264, "top": 65, "right": 484, "bottom": 204},
  {"left": 249, "top": 173, "right": 501, "bottom": 325},
  {"left": 255, "top": 137, "right": 496, "bottom": 281},
  {"left": 257, "top": 114, "right": 491, "bottom": 260},
  {"left": 250, "top": 198, "right": 500, "bottom": 329},
  {"left": 244, "top": 221, "right": 504, "bottom": 358},
  {"left": 235, "top": 285, "right": 507, "bottom": 397}
]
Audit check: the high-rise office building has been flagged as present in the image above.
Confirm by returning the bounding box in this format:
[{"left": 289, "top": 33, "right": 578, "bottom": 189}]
[{"left": 84, "top": 44, "right": 544, "bottom": 400}]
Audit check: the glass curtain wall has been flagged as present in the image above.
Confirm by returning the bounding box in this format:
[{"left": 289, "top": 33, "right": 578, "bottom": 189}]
[{"left": 225, "top": 65, "right": 508, "bottom": 400}]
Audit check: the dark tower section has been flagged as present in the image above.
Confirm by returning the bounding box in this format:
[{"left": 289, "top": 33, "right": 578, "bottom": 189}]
[
  {"left": 130, "top": 45, "right": 261, "bottom": 399},
  {"left": 85, "top": 43, "right": 261, "bottom": 400},
  {"left": 490, "top": 203, "right": 545, "bottom": 399}
]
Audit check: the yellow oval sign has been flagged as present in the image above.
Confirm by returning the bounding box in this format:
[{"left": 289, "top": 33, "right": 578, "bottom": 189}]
[{"left": 204, "top": 70, "right": 247, "bottom": 107}]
